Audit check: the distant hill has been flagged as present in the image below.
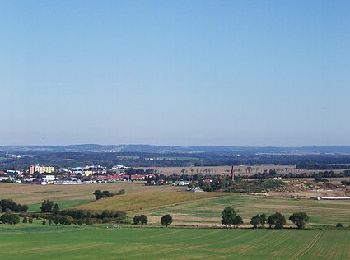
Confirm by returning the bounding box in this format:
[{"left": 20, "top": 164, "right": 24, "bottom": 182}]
[{"left": 1, "top": 144, "right": 350, "bottom": 155}]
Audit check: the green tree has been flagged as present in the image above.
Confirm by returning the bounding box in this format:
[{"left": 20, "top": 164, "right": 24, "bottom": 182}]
[
  {"left": 250, "top": 214, "right": 267, "bottom": 229},
  {"left": 94, "top": 190, "right": 102, "bottom": 200},
  {"left": 133, "top": 215, "right": 148, "bottom": 225},
  {"left": 53, "top": 203, "right": 60, "bottom": 214},
  {"left": 221, "top": 207, "right": 237, "bottom": 227},
  {"left": 40, "top": 200, "right": 55, "bottom": 213},
  {"left": 161, "top": 214, "right": 172, "bottom": 227},
  {"left": 133, "top": 215, "right": 141, "bottom": 225},
  {"left": 233, "top": 215, "right": 243, "bottom": 228},
  {"left": 140, "top": 215, "right": 147, "bottom": 225},
  {"left": 250, "top": 215, "right": 261, "bottom": 229},
  {"left": 267, "top": 212, "right": 286, "bottom": 229},
  {"left": 289, "top": 212, "right": 310, "bottom": 229},
  {"left": 260, "top": 213, "right": 267, "bottom": 227},
  {"left": 22, "top": 217, "right": 28, "bottom": 223}
]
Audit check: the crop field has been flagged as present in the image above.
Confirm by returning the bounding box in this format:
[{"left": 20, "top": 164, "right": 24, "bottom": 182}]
[
  {"left": 78, "top": 190, "right": 225, "bottom": 212},
  {"left": 0, "top": 182, "right": 181, "bottom": 209},
  {"left": 1, "top": 183, "right": 350, "bottom": 227},
  {"left": 0, "top": 225, "right": 349, "bottom": 259},
  {"left": 1, "top": 183, "right": 350, "bottom": 259}
]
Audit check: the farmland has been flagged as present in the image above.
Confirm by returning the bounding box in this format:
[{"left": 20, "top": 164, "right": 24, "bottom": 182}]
[
  {"left": 146, "top": 194, "right": 350, "bottom": 226},
  {"left": 0, "top": 225, "right": 349, "bottom": 259},
  {"left": 1, "top": 183, "right": 350, "bottom": 227},
  {"left": 1, "top": 183, "right": 350, "bottom": 259},
  {"left": 78, "top": 190, "right": 225, "bottom": 213},
  {"left": 0, "top": 182, "right": 170, "bottom": 204}
]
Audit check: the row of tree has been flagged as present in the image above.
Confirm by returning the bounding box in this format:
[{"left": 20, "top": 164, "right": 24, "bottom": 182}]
[
  {"left": 0, "top": 199, "right": 28, "bottom": 213},
  {"left": 222, "top": 207, "right": 310, "bottom": 229}
]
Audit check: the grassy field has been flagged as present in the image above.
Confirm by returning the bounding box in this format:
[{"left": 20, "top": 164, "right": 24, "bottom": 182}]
[
  {"left": 78, "top": 190, "right": 225, "bottom": 212},
  {"left": 1, "top": 183, "right": 350, "bottom": 227},
  {"left": 0, "top": 182, "right": 174, "bottom": 205},
  {"left": 1, "top": 183, "right": 350, "bottom": 259},
  {"left": 0, "top": 225, "right": 349, "bottom": 259},
  {"left": 146, "top": 194, "right": 350, "bottom": 226}
]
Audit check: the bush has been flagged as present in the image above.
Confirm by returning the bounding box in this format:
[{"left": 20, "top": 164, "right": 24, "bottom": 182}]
[
  {"left": 133, "top": 215, "right": 148, "bottom": 225},
  {"left": 336, "top": 223, "right": 343, "bottom": 228},
  {"left": 116, "top": 189, "right": 125, "bottom": 195},
  {"left": 40, "top": 209, "right": 128, "bottom": 225},
  {"left": 0, "top": 212, "right": 20, "bottom": 225},
  {"left": 58, "top": 216, "right": 74, "bottom": 225},
  {"left": 94, "top": 190, "right": 114, "bottom": 200},
  {"left": 0, "top": 199, "right": 28, "bottom": 212},
  {"left": 40, "top": 200, "right": 59, "bottom": 213}
]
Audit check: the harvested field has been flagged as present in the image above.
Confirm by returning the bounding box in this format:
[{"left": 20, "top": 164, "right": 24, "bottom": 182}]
[
  {"left": 78, "top": 190, "right": 225, "bottom": 212},
  {"left": 0, "top": 182, "right": 180, "bottom": 205}
]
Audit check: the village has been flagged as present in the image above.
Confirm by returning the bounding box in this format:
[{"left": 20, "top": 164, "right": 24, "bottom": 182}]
[{"left": 1, "top": 164, "right": 350, "bottom": 200}]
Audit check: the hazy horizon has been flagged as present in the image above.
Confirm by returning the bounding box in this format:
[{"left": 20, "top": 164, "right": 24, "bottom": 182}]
[
  {"left": 3, "top": 143, "right": 350, "bottom": 148},
  {"left": 1, "top": 1, "right": 349, "bottom": 146}
]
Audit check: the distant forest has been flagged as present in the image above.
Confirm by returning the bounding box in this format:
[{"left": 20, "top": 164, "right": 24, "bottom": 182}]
[{"left": 1, "top": 149, "right": 350, "bottom": 170}]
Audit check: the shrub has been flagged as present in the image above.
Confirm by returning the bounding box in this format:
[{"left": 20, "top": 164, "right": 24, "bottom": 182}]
[
  {"left": 40, "top": 200, "right": 59, "bottom": 213},
  {"left": 0, "top": 212, "right": 20, "bottom": 225},
  {"left": 133, "top": 215, "right": 147, "bottom": 225},
  {"left": 336, "top": 223, "right": 344, "bottom": 228},
  {"left": 0, "top": 199, "right": 28, "bottom": 212}
]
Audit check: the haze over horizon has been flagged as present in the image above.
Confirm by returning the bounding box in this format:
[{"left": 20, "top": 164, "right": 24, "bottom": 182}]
[{"left": 1, "top": 1, "right": 349, "bottom": 146}]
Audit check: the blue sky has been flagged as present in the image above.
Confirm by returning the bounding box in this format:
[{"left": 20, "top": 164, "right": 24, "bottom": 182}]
[{"left": 0, "top": 0, "right": 349, "bottom": 146}]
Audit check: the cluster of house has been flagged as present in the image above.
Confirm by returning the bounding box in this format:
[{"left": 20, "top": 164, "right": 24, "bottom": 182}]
[
  {"left": 0, "top": 165, "right": 204, "bottom": 192},
  {"left": 0, "top": 164, "right": 165, "bottom": 185}
]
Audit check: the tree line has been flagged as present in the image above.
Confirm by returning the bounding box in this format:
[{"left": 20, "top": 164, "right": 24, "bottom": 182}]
[{"left": 222, "top": 207, "right": 310, "bottom": 229}]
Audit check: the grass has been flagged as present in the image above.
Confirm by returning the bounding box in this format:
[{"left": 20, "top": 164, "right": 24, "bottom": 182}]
[
  {"left": 2, "top": 183, "right": 350, "bottom": 227},
  {"left": 0, "top": 225, "right": 350, "bottom": 259},
  {"left": 78, "top": 191, "right": 225, "bottom": 212},
  {"left": 2, "top": 183, "right": 350, "bottom": 258},
  {"left": 0, "top": 182, "right": 179, "bottom": 204},
  {"left": 147, "top": 194, "right": 350, "bottom": 226},
  {"left": 28, "top": 199, "right": 90, "bottom": 212}
]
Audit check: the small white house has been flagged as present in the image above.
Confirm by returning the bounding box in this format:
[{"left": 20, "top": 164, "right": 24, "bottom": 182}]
[{"left": 43, "top": 175, "right": 55, "bottom": 183}]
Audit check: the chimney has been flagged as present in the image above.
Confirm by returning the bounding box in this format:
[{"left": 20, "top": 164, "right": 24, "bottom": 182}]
[{"left": 231, "top": 165, "right": 235, "bottom": 182}]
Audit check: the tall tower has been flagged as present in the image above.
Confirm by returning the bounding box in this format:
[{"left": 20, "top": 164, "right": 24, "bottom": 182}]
[{"left": 231, "top": 165, "right": 235, "bottom": 182}]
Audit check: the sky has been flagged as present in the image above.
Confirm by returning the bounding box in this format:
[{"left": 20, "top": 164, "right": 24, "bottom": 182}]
[{"left": 0, "top": 0, "right": 349, "bottom": 146}]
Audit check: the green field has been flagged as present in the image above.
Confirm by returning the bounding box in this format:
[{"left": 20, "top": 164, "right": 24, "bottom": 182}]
[
  {"left": 2, "top": 184, "right": 350, "bottom": 258},
  {"left": 146, "top": 194, "right": 350, "bottom": 226},
  {"left": 0, "top": 225, "right": 349, "bottom": 259}
]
